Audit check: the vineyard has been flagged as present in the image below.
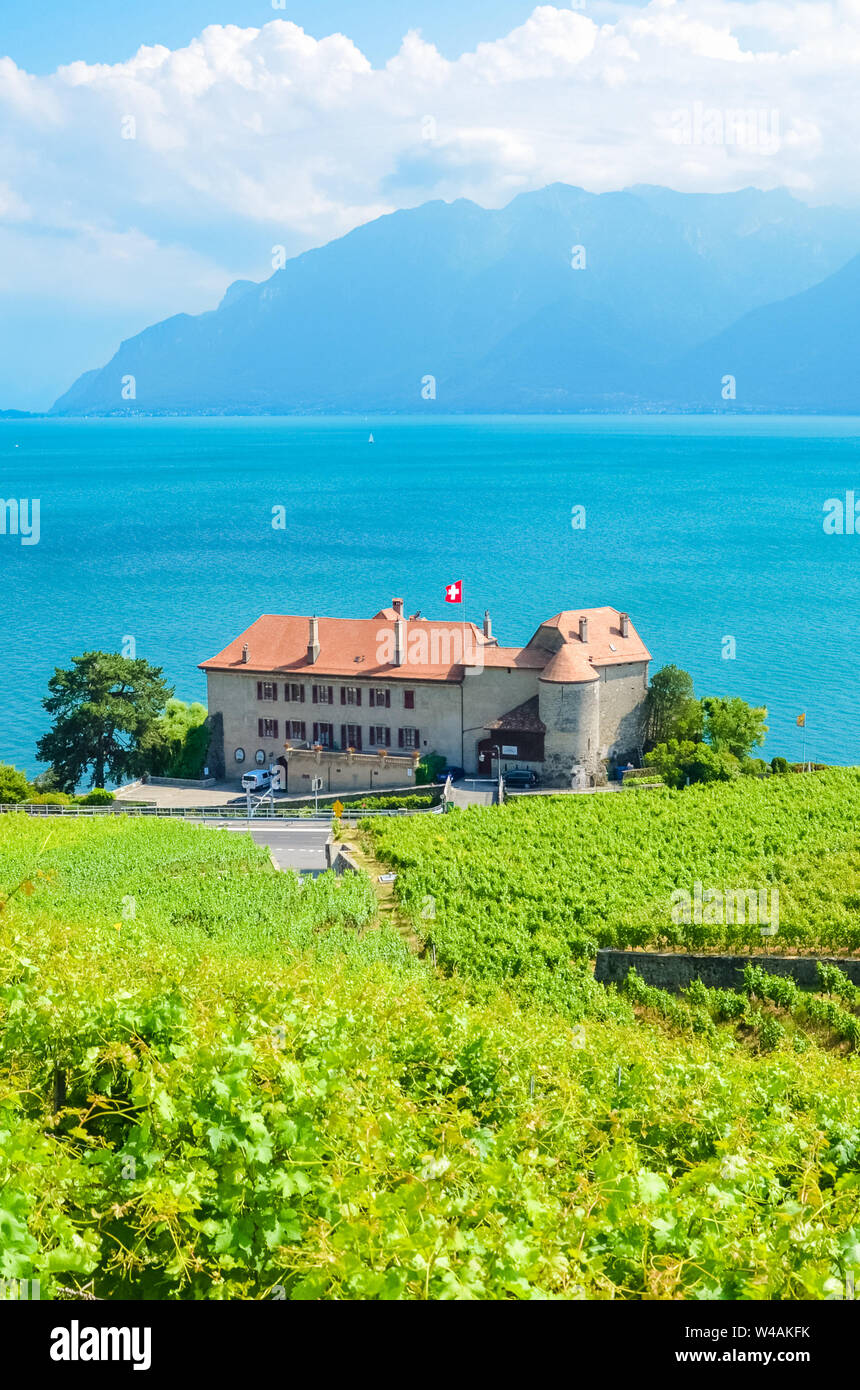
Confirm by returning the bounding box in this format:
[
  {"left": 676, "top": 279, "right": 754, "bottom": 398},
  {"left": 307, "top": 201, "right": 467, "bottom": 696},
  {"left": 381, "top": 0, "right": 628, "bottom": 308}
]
[
  {"left": 3, "top": 799, "right": 860, "bottom": 1300},
  {"left": 364, "top": 770, "right": 860, "bottom": 1017}
]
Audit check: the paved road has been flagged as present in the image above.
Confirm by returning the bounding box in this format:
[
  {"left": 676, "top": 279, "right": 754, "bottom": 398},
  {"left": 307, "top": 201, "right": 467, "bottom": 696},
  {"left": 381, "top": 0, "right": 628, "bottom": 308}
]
[
  {"left": 190, "top": 819, "right": 331, "bottom": 873},
  {"left": 447, "top": 780, "right": 499, "bottom": 808}
]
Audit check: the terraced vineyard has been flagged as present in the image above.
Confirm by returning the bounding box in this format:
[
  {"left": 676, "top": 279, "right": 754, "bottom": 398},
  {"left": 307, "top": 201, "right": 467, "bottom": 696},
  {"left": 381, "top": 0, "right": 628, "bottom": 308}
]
[
  {"left": 3, "top": 801, "right": 860, "bottom": 1300},
  {"left": 364, "top": 770, "right": 860, "bottom": 1017}
]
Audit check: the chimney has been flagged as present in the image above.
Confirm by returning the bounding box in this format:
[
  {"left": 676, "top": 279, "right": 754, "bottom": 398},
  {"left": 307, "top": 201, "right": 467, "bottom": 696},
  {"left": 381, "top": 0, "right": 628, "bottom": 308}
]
[
  {"left": 393, "top": 615, "right": 406, "bottom": 667},
  {"left": 579, "top": 616, "right": 589, "bottom": 643},
  {"left": 619, "top": 612, "right": 630, "bottom": 639},
  {"left": 483, "top": 610, "right": 493, "bottom": 641},
  {"left": 241, "top": 643, "right": 249, "bottom": 664},
  {"left": 392, "top": 597, "right": 404, "bottom": 618},
  {"left": 307, "top": 615, "right": 320, "bottom": 665}
]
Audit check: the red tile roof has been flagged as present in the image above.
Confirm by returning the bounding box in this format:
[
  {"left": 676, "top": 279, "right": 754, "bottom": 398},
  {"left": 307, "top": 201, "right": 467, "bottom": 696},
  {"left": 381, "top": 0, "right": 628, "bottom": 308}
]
[
  {"left": 530, "top": 607, "right": 650, "bottom": 667},
  {"left": 199, "top": 605, "right": 650, "bottom": 683},
  {"left": 199, "top": 613, "right": 486, "bottom": 682},
  {"left": 539, "top": 645, "right": 599, "bottom": 684}
]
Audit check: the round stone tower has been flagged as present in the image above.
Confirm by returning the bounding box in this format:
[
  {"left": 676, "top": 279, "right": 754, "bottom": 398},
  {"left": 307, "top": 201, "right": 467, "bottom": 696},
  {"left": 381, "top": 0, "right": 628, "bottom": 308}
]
[{"left": 538, "top": 644, "right": 600, "bottom": 788}]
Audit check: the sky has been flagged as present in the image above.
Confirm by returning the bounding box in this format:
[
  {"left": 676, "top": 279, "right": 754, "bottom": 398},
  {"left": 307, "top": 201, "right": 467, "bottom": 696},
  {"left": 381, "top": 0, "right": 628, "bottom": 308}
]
[{"left": 2, "top": 0, "right": 859, "bottom": 409}]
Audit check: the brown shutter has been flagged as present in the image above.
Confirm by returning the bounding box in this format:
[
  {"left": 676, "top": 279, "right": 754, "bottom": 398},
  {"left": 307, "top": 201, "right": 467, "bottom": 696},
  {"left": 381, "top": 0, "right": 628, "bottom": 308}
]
[
  {"left": 356, "top": 688, "right": 362, "bottom": 706},
  {"left": 385, "top": 689, "right": 391, "bottom": 708},
  {"left": 273, "top": 720, "right": 279, "bottom": 739},
  {"left": 328, "top": 686, "right": 333, "bottom": 704},
  {"left": 340, "top": 723, "right": 347, "bottom": 749},
  {"left": 340, "top": 687, "right": 346, "bottom": 705},
  {"left": 414, "top": 728, "right": 420, "bottom": 748},
  {"left": 256, "top": 682, "right": 262, "bottom": 700},
  {"left": 398, "top": 728, "right": 404, "bottom": 748},
  {"left": 300, "top": 721, "right": 306, "bottom": 741},
  {"left": 369, "top": 689, "right": 375, "bottom": 707},
  {"left": 300, "top": 685, "right": 305, "bottom": 702},
  {"left": 312, "top": 684, "right": 318, "bottom": 703},
  {"left": 283, "top": 684, "right": 289, "bottom": 703},
  {"left": 257, "top": 718, "right": 263, "bottom": 737}
]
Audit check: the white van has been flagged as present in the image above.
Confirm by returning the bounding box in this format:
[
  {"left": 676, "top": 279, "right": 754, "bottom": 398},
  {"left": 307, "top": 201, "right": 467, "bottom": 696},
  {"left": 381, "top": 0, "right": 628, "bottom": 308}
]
[{"left": 242, "top": 769, "right": 273, "bottom": 792}]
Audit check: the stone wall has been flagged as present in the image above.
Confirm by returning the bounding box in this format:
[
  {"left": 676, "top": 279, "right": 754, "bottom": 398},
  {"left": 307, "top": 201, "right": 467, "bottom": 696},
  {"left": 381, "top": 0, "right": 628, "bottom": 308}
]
[
  {"left": 596, "top": 662, "right": 649, "bottom": 763},
  {"left": 595, "top": 949, "right": 860, "bottom": 992}
]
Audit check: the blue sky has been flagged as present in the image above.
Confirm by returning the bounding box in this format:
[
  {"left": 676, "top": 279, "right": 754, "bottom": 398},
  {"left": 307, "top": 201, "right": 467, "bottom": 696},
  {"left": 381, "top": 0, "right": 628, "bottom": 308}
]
[
  {"left": 1, "top": 0, "right": 855, "bottom": 409},
  {"left": 4, "top": 1, "right": 570, "bottom": 71}
]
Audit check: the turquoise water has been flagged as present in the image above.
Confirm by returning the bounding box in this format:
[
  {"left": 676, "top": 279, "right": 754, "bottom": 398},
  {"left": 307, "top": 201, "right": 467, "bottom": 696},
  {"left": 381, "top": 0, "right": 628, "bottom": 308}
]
[{"left": 2, "top": 415, "right": 858, "bottom": 777}]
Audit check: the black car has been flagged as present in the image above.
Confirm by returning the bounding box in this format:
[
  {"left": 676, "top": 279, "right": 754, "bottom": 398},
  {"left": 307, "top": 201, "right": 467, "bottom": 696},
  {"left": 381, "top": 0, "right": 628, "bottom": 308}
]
[
  {"left": 503, "top": 768, "right": 540, "bottom": 788},
  {"left": 434, "top": 766, "right": 465, "bottom": 784}
]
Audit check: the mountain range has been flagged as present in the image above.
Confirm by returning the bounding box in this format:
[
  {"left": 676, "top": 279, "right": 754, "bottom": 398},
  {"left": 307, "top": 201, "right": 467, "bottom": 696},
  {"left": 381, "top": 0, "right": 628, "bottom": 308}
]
[{"left": 50, "top": 184, "right": 860, "bottom": 415}]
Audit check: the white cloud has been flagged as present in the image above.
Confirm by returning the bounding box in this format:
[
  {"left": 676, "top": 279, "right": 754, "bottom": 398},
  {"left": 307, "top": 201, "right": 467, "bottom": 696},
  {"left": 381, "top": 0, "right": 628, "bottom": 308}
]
[{"left": 2, "top": 0, "right": 860, "bottom": 398}]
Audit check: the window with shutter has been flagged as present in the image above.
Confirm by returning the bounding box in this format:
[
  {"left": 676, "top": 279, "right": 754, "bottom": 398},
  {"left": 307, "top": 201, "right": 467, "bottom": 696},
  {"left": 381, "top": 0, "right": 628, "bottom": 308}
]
[{"left": 404, "top": 690, "right": 415, "bottom": 710}]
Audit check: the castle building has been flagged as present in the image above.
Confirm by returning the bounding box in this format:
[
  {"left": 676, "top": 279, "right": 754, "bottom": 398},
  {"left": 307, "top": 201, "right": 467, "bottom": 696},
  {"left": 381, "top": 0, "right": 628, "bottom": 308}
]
[{"left": 199, "top": 599, "right": 650, "bottom": 793}]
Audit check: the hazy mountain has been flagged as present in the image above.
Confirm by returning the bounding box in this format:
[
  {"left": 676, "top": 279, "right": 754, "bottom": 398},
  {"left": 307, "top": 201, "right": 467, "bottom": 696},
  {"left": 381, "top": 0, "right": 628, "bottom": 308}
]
[
  {"left": 663, "top": 253, "right": 860, "bottom": 411},
  {"left": 51, "top": 185, "right": 860, "bottom": 415}
]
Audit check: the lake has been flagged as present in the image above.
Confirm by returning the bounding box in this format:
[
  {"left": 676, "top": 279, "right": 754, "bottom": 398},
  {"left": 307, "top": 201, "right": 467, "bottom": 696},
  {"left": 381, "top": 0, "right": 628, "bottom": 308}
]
[{"left": 2, "top": 414, "right": 858, "bottom": 776}]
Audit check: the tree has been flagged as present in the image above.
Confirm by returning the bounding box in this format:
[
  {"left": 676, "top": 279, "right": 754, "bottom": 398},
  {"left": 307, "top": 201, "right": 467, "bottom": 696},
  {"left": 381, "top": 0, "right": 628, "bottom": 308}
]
[
  {"left": 645, "top": 666, "right": 700, "bottom": 746},
  {"left": 645, "top": 739, "right": 739, "bottom": 788},
  {"left": 702, "top": 697, "right": 768, "bottom": 760},
  {"left": 0, "top": 763, "right": 31, "bottom": 803},
  {"left": 37, "top": 651, "right": 173, "bottom": 791},
  {"left": 150, "top": 700, "right": 210, "bottom": 779}
]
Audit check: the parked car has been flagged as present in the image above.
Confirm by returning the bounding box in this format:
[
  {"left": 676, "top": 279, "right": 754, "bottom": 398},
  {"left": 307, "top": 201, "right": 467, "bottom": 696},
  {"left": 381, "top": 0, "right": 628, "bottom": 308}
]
[
  {"left": 242, "top": 769, "right": 273, "bottom": 792},
  {"left": 434, "top": 766, "right": 465, "bottom": 784},
  {"left": 503, "top": 768, "right": 540, "bottom": 788}
]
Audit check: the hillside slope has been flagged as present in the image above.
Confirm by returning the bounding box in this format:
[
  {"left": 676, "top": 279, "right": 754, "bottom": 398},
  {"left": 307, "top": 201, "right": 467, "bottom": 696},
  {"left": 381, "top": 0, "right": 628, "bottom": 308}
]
[{"left": 51, "top": 185, "right": 860, "bottom": 415}]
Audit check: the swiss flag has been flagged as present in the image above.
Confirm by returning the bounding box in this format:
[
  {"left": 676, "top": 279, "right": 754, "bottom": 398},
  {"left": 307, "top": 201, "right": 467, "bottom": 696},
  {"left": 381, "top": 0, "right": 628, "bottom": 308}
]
[{"left": 445, "top": 580, "right": 462, "bottom": 604}]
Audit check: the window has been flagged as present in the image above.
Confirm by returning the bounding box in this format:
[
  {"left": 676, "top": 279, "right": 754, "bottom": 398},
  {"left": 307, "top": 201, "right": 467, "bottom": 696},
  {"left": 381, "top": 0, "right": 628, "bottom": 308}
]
[
  {"left": 340, "top": 686, "right": 362, "bottom": 706},
  {"left": 234, "top": 748, "right": 246, "bottom": 763},
  {"left": 341, "top": 724, "right": 362, "bottom": 751},
  {"left": 369, "top": 726, "right": 391, "bottom": 748},
  {"left": 255, "top": 749, "right": 266, "bottom": 765},
  {"left": 287, "top": 683, "right": 305, "bottom": 703},
  {"left": 289, "top": 720, "right": 307, "bottom": 741},
  {"left": 256, "top": 681, "right": 277, "bottom": 701},
  {"left": 369, "top": 688, "right": 391, "bottom": 708},
  {"left": 258, "top": 717, "right": 279, "bottom": 739},
  {"left": 403, "top": 690, "right": 415, "bottom": 710},
  {"left": 313, "top": 722, "right": 334, "bottom": 748},
  {"left": 398, "top": 727, "right": 420, "bottom": 750},
  {"left": 312, "top": 684, "right": 333, "bottom": 704}
]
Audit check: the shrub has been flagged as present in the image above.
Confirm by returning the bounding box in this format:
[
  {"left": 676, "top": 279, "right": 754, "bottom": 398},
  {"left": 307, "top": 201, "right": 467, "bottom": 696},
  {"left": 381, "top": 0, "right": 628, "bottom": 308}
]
[
  {"left": 416, "top": 752, "right": 446, "bottom": 786},
  {"left": 0, "top": 763, "right": 31, "bottom": 804},
  {"left": 76, "top": 788, "right": 116, "bottom": 805},
  {"left": 771, "top": 756, "right": 790, "bottom": 776}
]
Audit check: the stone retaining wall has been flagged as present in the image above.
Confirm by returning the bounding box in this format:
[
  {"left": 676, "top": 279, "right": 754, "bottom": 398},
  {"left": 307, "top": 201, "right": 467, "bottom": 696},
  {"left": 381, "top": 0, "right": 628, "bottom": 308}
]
[{"left": 595, "top": 949, "right": 860, "bottom": 992}]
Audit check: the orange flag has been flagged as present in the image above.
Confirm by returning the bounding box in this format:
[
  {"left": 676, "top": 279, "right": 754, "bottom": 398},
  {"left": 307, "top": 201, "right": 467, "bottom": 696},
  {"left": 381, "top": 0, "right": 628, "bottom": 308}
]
[{"left": 796, "top": 713, "right": 806, "bottom": 727}]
